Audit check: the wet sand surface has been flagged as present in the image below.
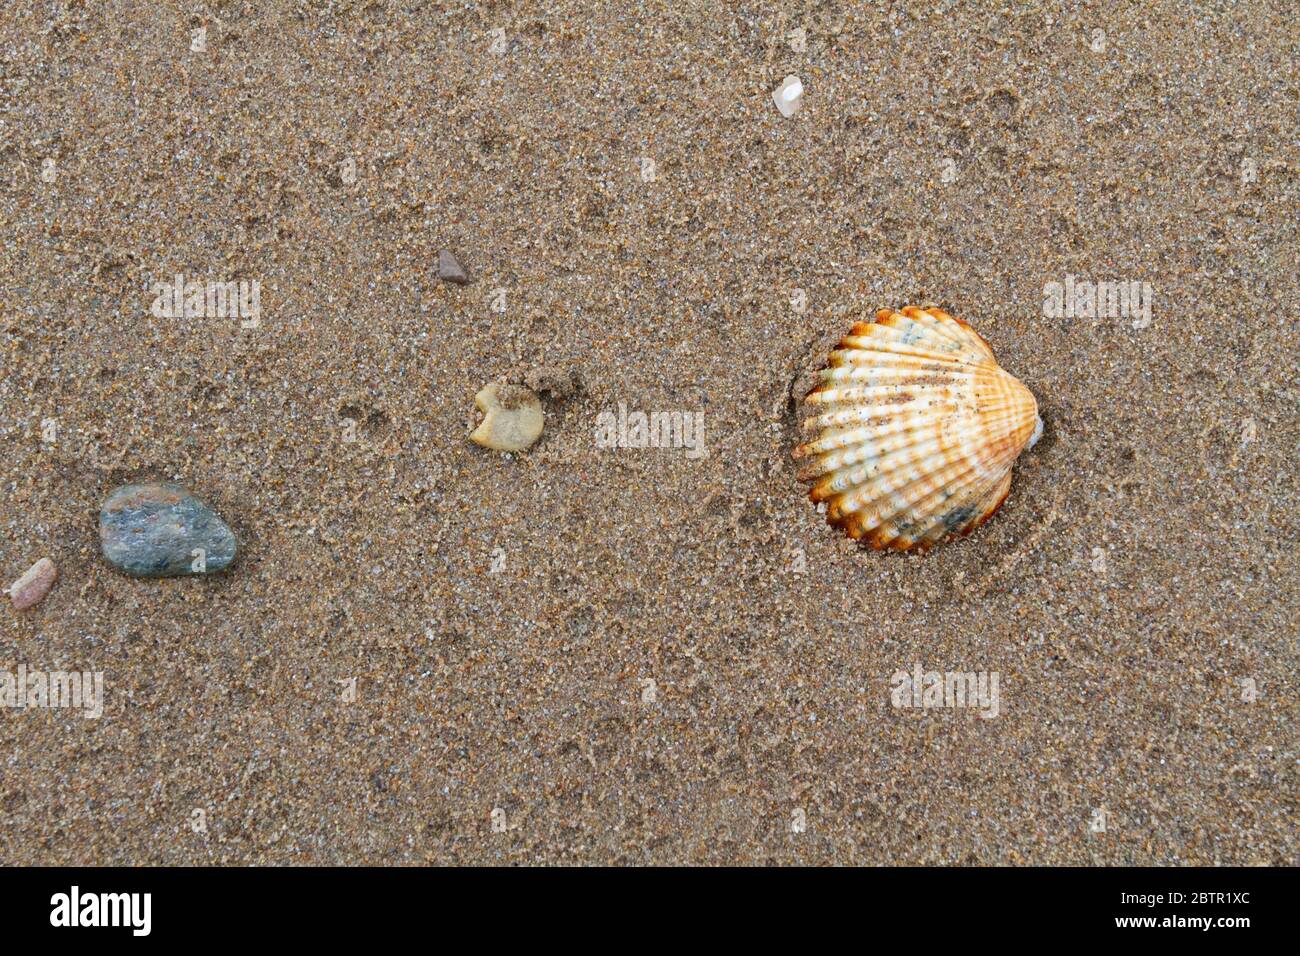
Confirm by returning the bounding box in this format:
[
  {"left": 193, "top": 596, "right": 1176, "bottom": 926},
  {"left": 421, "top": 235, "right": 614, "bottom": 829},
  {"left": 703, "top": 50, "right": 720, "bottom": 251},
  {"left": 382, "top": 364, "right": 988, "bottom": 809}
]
[{"left": 0, "top": 2, "right": 1295, "bottom": 864}]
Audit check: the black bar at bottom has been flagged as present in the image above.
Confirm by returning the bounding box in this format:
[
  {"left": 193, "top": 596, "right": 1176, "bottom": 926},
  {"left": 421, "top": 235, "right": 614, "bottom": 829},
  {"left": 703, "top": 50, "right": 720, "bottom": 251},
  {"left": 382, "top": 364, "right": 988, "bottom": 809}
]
[{"left": 0, "top": 865, "right": 1282, "bottom": 942}]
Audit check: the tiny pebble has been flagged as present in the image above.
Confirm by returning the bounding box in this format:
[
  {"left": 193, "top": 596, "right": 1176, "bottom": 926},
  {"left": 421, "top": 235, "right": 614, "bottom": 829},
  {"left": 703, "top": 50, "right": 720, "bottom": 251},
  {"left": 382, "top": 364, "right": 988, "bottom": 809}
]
[
  {"left": 7, "top": 557, "right": 57, "bottom": 611},
  {"left": 438, "top": 249, "right": 471, "bottom": 285}
]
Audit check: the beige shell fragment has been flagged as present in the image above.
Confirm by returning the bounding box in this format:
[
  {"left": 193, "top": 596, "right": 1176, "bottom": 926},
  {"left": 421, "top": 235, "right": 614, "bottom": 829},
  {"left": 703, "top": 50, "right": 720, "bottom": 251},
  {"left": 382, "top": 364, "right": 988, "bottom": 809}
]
[
  {"left": 792, "top": 307, "right": 1041, "bottom": 551},
  {"left": 8, "top": 557, "right": 57, "bottom": 611},
  {"left": 470, "top": 383, "right": 544, "bottom": 452}
]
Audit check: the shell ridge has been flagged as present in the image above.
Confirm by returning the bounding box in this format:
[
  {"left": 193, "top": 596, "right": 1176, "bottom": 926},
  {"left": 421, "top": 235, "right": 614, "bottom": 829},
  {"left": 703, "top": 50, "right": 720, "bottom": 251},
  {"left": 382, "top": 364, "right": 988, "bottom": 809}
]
[{"left": 827, "top": 453, "right": 991, "bottom": 528}]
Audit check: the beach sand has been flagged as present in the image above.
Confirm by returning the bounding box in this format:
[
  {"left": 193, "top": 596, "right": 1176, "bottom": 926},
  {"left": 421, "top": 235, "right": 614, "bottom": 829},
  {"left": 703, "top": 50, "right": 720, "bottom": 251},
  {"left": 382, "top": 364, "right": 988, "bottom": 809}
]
[{"left": 0, "top": 1, "right": 1295, "bottom": 864}]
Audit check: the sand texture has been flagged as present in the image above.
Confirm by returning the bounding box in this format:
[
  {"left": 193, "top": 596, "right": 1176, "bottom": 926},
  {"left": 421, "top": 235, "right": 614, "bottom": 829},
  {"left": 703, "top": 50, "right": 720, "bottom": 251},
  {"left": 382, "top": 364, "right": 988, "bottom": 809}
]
[{"left": 0, "top": 2, "right": 1296, "bottom": 864}]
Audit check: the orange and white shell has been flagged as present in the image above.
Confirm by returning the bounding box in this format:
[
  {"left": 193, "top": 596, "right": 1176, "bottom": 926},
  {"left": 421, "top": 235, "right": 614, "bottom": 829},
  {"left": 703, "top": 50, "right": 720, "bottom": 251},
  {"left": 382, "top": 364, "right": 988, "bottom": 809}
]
[{"left": 792, "top": 307, "right": 1041, "bottom": 551}]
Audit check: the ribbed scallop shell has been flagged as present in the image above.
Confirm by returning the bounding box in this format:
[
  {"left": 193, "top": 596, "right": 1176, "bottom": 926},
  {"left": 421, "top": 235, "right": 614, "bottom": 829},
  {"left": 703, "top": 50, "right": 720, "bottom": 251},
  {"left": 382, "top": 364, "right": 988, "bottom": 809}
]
[{"left": 793, "top": 307, "right": 1040, "bottom": 551}]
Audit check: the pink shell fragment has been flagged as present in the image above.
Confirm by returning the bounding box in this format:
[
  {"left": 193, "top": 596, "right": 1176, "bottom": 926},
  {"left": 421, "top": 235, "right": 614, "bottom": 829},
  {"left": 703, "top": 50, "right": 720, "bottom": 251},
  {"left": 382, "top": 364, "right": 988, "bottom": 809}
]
[{"left": 8, "top": 557, "right": 57, "bottom": 611}]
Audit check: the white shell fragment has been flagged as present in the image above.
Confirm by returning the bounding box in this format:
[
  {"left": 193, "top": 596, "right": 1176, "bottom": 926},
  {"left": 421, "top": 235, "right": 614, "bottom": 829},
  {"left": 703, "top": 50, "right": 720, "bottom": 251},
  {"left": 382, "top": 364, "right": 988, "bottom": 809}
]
[
  {"left": 772, "top": 75, "right": 804, "bottom": 117},
  {"left": 470, "top": 383, "right": 544, "bottom": 452},
  {"left": 793, "top": 307, "right": 1041, "bottom": 551},
  {"left": 8, "top": 557, "right": 57, "bottom": 611}
]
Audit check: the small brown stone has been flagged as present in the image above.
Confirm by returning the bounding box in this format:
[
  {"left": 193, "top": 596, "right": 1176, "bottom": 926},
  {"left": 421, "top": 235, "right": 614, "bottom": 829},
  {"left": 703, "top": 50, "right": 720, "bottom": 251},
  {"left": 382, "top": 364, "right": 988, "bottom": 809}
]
[
  {"left": 8, "top": 557, "right": 57, "bottom": 612},
  {"left": 438, "top": 250, "right": 470, "bottom": 285}
]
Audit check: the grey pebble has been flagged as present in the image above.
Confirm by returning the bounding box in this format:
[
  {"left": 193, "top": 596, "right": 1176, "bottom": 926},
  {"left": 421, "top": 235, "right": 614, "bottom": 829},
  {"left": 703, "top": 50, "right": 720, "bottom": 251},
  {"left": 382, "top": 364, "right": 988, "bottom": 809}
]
[{"left": 99, "top": 482, "right": 237, "bottom": 577}]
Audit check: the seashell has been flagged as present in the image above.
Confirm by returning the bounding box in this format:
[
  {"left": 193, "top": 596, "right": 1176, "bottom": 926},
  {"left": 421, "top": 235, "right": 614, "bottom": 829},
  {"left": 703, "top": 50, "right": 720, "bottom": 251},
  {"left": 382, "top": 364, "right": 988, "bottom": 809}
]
[
  {"left": 772, "top": 75, "right": 804, "bottom": 117},
  {"left": 470, "top": 383, "right": 544, "bottom": 452},
  {"left": 792, "top": 306, "right": 1041, "bottom": 551}
]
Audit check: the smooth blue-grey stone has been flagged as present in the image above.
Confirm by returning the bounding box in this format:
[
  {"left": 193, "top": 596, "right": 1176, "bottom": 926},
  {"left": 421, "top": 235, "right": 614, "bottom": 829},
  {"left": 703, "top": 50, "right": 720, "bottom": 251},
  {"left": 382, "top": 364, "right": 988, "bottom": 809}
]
[{"left": 99, "top": 482, "right": 237, "bottom": 577}]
